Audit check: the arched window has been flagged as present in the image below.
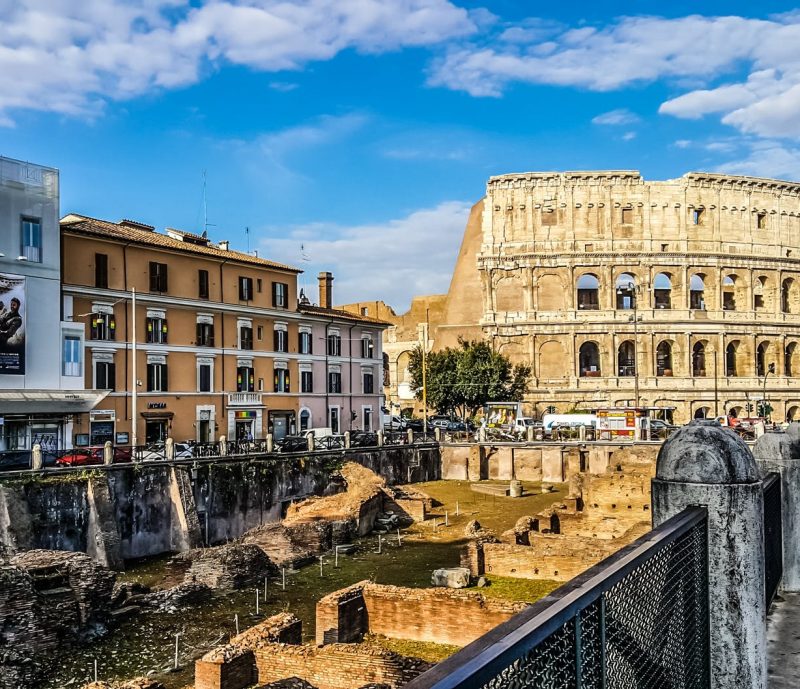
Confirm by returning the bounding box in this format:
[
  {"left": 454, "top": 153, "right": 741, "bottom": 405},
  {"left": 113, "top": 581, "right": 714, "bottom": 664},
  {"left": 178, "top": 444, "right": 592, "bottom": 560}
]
[
  {"left": 756, "top": 342, "right": 772, "bottom": 377},
  {"left": 690, "top": 274, "right": 706, "bottom": 310},
  {"left": 722, "top": 275, "right": 737, "bottom": 311},
  {"left": 694, "top": 406, "right": 710, "bottom": 419},
  {"left": 653, "top": 273, "right": 672, "bottom": 309},
  {"left": 577, "top": 274, "right": 600, "bottom": 310},
  {"left": 617, "top": 340, "right": 636, "bottom": 377},
  {"left": 299, "top": 409, "right": 311, "bottom": 431},
  {"left": 787, "top": 405, "right": 800, "bottom": 422},
  {"left": 579, "top": 341, "right": 601, "bottom": 377},
  {"left": 726, "top": 342, "right": 738, "bottom": 377},
  {"left": 692, "top": 342, "right": 707, "bottom": 377},
  {"left": 656, "top": 341, "right": 673, "bottom": 376},
  {"left": 781, "top": 278, "right": 799, "bottom": 314},
  {"left": 787, "top": 343, "right": 798, "bottom": 377},
  {"left": 615, "top": 273, "right": 636, "bottom": 310},
  {"left": 754, "top": 276, "right": 768, "bottom": 311}
]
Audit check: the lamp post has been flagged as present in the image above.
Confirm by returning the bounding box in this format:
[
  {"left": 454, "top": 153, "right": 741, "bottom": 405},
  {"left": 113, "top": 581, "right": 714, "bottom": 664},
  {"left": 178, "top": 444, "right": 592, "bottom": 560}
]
[
  {"left": 762, "top": 362, "right": 775, "bottom": 422},
  {"left": 617, "top": 281, "right": 641, "bottom": 409}
]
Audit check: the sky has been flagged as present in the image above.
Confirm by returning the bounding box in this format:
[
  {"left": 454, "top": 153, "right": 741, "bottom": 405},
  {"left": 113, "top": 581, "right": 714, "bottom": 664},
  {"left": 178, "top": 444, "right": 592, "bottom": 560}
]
[{"left": 3, "top": 2, "right": 800, "bottom": 310}]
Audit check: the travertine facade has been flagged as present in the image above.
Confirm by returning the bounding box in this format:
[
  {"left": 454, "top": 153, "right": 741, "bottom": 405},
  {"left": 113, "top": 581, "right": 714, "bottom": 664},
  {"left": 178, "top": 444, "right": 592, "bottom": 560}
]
[{"left": 354, "top": 171, "right": 800, "bottom": 424}]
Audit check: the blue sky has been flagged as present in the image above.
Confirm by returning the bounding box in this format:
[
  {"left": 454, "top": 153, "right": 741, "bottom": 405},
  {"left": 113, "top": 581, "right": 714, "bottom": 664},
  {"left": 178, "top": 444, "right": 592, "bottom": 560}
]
[{"left": 3, "top": 2, "right": 800, "bottom": 309}]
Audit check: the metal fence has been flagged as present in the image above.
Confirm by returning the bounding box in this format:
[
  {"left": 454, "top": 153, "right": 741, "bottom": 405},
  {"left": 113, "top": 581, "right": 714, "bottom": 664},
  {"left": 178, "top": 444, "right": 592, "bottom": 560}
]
[
  {"left": 763, "top": 471, "right": 783, "bottom": 608},
  {"left": 405, "top": 506, "right": 710, "bottom": 689}
]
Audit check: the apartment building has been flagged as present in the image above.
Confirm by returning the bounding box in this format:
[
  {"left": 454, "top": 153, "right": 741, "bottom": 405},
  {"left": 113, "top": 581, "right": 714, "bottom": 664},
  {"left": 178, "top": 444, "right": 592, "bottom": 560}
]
[
  {"left": 0, "top": 157, "right": 102, "bottom": 454},
  {"left": 60, "top": 215, "right": 387, "bottom": 446}
]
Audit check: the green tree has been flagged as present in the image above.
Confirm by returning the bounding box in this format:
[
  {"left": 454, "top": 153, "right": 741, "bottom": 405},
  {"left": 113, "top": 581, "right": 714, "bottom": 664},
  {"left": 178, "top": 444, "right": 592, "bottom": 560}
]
[{"left": 409, "top": 339, "right": 531, "bottom": 419}]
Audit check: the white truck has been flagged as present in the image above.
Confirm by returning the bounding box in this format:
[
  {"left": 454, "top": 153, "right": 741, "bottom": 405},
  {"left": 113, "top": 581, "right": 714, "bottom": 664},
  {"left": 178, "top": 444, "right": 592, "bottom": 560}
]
[
  {"left": 542, "top": 413, "right": 598, "bottom": 437},
  {"left": 484, "top": 402, "right": 536, "bottom": 437}
]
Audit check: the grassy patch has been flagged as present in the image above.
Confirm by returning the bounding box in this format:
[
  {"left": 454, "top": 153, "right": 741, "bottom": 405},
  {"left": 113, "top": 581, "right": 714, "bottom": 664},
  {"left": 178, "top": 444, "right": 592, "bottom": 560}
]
[
  {"left": 477, "top": 574, "right": 560, "bottom": 603},
  {"left": 364, "top": 633, "right": 461, "bottom": 663}
]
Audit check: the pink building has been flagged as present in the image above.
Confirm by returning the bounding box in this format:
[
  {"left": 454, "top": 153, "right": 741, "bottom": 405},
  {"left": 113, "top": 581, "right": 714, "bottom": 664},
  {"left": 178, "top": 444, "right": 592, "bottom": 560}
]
[{"left": 297, "top": 273, "right": 387, "bottom": 434}]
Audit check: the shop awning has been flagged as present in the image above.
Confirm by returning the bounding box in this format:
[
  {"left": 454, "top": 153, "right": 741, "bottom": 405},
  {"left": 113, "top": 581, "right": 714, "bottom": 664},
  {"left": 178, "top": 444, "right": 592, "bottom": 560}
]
[{"left": 0, "top": 389, "right": 109, "bottom": 414}]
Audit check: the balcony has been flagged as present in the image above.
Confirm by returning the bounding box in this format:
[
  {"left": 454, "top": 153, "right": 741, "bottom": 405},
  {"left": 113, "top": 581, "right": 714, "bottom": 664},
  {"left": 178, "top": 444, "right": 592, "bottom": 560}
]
[{"left": 228, "top": 392, "right": 263, "bottom": 406}]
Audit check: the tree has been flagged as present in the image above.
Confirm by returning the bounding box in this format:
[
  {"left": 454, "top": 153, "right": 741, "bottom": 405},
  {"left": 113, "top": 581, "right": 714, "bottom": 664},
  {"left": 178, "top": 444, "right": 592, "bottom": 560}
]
[{"left": 408, "top": 339, "right": 531, "bottom": 419}]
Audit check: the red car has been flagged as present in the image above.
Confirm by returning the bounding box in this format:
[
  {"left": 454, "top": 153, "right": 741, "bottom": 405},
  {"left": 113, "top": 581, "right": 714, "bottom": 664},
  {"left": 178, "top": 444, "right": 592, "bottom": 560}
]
[{"left": 55, "top": 446, "right": 132, "bottom": 467}]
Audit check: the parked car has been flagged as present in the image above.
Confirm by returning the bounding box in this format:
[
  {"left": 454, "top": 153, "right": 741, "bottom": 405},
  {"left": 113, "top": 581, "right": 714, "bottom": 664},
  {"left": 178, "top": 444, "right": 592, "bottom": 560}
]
[
  {"left": 429, "top": 416, "right": 451, "bottom": 429},
  {"left": 446, "top": 419, "right": 475, "bottom": 432},
  {"left": 648, "top": 419, "right": 678, "bottom": 439},
  {"left": 55, "top": 448, "right": 100, "bottom": 467},
  {"left": 0, "top": 450, "right": 33, "bottom": 471},
  {"left": 278, "top": 435, "right": 310, "bottom": 453}
]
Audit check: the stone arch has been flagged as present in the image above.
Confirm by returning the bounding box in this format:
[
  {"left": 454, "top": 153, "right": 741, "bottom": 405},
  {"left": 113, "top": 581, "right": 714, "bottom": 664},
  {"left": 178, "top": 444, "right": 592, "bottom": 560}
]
[
  {"left": 689, "top": 273, "right": 706, "bottom": 310},
  {"left": 782, "top": 277, "right": 800, "bottom": 314},
  {"left": 495, "top": 275, "right": 521, "bottom": 312},
  {"left": 754, "top": 275, "right": 774, "bottom": 312},
  {"left": 722, "top": 274, "right": 742, "bottom": 311},
  {"left": 577, "top": 273, "right": 600, "bottom": 310},
  {"left": 579, "top": 341, "right": 601, "bottom": 377},
  {"left": 396, "top": 349, "right": 414, "bottom": 390},
  {"left": 787, "top": 405, "right": 800, "bottom": 421},
  {"left": 728, "top": 405, "right": 744, "bottom": 419},
  {"left": 694, "top": 406, "right": 711, "bottom": 419},
  {"left": 656, "top": 340, "right": 674, "bottom": 376},
  {"left": 653, "top": 272, "right": 672, "bottom": 309},
  {"left": 786, "top": 342, "right": 800, "bottom": 377},
  {"left": 539, "top": 340, "right": 567, "bottom": 379},
  {"left": 497, "top": 338, "right": 527, "bottom": 361},
  {"left": 615, "top": 272, "right": 637, "bottom": 310},
  {"left": 692, "top": 340, "right": 708, "bottom": 377},
  {"left": 536, "top": 273, "right": 565, "bottom": 311},
  {"left": 756, "top": 340, "right": 776, "bottom": 377},
  {"left": 726, "top": 341, "right": 740, "bottom": 377},
  {"left": 617, "top": 340, "right": 636, "bottom": 377}
]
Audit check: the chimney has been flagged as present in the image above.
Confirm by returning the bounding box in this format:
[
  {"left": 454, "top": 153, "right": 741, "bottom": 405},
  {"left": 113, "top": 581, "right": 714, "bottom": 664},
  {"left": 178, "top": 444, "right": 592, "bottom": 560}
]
[
  {"left": 218, "top": 240, "right": 229, "bottom": 251},
  {"left": 318, "top": 271, "right": 333, "bottom": 309}
]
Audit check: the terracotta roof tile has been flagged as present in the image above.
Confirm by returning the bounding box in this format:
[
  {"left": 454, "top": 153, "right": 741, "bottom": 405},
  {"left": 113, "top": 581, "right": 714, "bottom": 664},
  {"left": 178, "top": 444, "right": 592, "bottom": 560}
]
[
  {"left": 298, "top": 304, "right": 391, "bottom": 327},
  {"left": 61, "top": 214, "right": 302, "bottom": 273}
]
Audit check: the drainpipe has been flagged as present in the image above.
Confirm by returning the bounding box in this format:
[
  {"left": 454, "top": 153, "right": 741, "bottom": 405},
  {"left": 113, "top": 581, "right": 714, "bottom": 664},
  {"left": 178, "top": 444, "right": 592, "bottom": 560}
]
[{"left": 349, "top": 323, "right": 355, "bottom": 431}]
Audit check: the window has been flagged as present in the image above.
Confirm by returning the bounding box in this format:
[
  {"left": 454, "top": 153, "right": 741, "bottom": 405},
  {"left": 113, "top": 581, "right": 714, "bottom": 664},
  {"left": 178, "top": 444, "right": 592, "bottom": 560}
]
[
  {"left": 239, "top": 276, "right": 254, "bottom": 301},
  {"left": 363, "top": 370, "right": 374, "bottom": 394},
  {"left": 689, "top": 275, "right": 706, "bottom": 310},
  {"left": 21, "top": 217, "right": 41, "bottom": 262},
  {"left": 617, "top": 341, "right": 636, "bottom": 377},
  {"left": 328, "top": 371, "right": 342, "bottom": 393},
  {"left": 257, "top": 279, "right": 262, "bottom": 293},
  {"left": 198, "top": 362, "right": 212, "bottom": 392},
  {"left": 577, "top": 274, "right": 600, "bottom": 310},
  {"left": 299, "top": 330, "right": 312, "bottom": 354},
  {"left": 95, "top": 360, "right": 116, "bottom": 390},
  {"left": 363, "top": 407, "right": 373, "bottom": 431},
  {"left": 62, "top": 336, "right": 82, "bottom": 376},
  {"left": 692, "top": 342, "right": 707, "bottom": 377},
  {"left": 196, "top": 322, "right": 215, "bottom": 347},
  {"left": 257, "top": 325, "right": 263, "bottom": 341},
  {"left": 301, "top": 370, "right": 314, "bottom": 393},
  {"left": 240, "top": 325, "right": 253, "bottom": 350},
  {"left": 361, "top": 337, "right": 374, "bottom": 359},
  {"left": 274, "top": 368, "right": 290, "bottom": 393},
  {"left": 95, "top": 254, "right": 108, "bottom": 289},
  {"left": 656, "top": 341, "right": 673, "bottom": 376},
  {"left": 329, "top": 407, "right": 340, "bottom": 434},
  {"left": 90, "top": 313, "right": 115, "bottom": 340},
  {"left": 237, "top": 366, "right": 255, "bottom": 392},
  {"left": 615, "top": 274, "right": 636, "bottom": 310},
  {"left": 146, "top": 316, "right": 168, "bottom": 344},
  {"left": 149, "top": 262, "right": 168, "bottom": 292},
  {"left": 691, "top": 208, "right": 704, "bottom": 225},
  {"left": 653, "top": 273, "right": 672, "bottom": 309},
  {"left": 274, "top": 328, "right": 288, "bottom": 353},
  {"left": 327, "top": 332, "right": 341, "bottom": 356},
  {"left": 198, "top": 270, "right": 209, "bottom": 299},
  {"left": 723, "top": 275, "right": 737, "bottom": 311},
  {"left": 578, "top": 342, "right": 601, "bottom": 377},
  {"left": 272, "top": 282, "right": 288, "bottom": 308},
  {"left": 621, "top": 208, "right": 633, "bottom": 224},
  {"left": 361, "top": 307, "right": 369, "bottom": 316},
  {"left": 757, "top": 212, "right": 767, "bottom": 229},
  {"left": 258, "top": 377, "right": 264, "bottom": 391},
  {"left": 147, "top": 362, "right": 168, "bottom": 392},
  {"left": 300, "top": 409, "right": 311, "bottom": 431}
]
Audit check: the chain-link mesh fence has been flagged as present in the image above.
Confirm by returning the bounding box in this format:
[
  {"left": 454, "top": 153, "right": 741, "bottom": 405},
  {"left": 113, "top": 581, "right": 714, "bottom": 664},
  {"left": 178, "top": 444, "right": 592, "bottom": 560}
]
[{"left": 763, "top": 472, "right": 783, "bottom": 608}]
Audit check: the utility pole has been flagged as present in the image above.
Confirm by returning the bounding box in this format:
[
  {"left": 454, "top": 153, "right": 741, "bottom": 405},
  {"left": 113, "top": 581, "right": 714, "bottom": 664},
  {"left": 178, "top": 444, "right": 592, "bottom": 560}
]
[
  {"left": 421, "top": 308, "right": 429, "bottom": 434},
  {"left": 131, "top": 288, "right": 138, "bottom": 447}
]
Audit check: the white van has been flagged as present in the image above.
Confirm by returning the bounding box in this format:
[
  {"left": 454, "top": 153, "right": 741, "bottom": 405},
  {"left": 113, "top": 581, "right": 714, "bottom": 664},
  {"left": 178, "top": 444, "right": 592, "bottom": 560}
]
[{"left": 542, "top": 413, "right": 598, "bottom": 436}]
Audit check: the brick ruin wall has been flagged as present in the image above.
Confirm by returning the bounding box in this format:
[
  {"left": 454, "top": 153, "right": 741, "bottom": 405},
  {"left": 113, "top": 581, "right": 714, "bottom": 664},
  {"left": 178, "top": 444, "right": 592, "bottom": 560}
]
[{"left": 315, "top": 581, "right": 528, "bottom": 647}]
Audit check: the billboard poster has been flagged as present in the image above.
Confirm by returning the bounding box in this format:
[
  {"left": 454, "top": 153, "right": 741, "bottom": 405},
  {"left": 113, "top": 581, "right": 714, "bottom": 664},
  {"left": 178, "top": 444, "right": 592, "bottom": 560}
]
[{"left": 0, "top": 274, "right": 25, "bottom": 374}]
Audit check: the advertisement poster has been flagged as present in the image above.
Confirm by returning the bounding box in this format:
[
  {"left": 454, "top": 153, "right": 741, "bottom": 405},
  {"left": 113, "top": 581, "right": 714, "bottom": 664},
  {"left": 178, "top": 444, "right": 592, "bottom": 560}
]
[{"left": 0, "top": 274, "right": 25, "bottom": 374}]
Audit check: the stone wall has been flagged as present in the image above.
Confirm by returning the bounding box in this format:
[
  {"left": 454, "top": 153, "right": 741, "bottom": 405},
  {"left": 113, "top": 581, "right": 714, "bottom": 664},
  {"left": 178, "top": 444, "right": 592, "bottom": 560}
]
[
  {"left": 0, "top": 445, "right": 439, "bottom": 568},
  {"left": 315, "top": 581, "right": 527, "bottom": 647}
]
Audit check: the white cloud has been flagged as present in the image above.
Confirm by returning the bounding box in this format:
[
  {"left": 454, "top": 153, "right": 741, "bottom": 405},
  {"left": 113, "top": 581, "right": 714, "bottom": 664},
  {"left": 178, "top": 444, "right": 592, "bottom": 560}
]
[
  {"left": 429, "top": 13, "right": 800, "bottom": 142},
  {"left": 717, "top": 141, "right": 800, "bottom": 180},
  {"left": 592, "top": 108, "right": 640, "bottom": 126},
  {"left": 0, "top": 0, "right": 478, "bottom": 122},
  {"left": 621, "top": 131, "right": 636, "bottom": 141},
  {"left": 264, "top": 201, "right": 472, "bottom": 311},
  {"left": 673, "top": 139, "right": 692, "bottom": 148}
]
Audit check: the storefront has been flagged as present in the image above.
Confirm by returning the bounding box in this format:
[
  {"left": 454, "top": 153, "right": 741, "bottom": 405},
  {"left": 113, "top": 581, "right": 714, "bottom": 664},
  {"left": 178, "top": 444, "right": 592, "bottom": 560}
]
[
  {"left": 89, "top": 409, "right": 115, "bottom": 445},
  {"left": 268, "top": 410, "right": 296, "bottom": 440},
  {"left": 142, "top": 410, "right": 173, "bottom": 443}
]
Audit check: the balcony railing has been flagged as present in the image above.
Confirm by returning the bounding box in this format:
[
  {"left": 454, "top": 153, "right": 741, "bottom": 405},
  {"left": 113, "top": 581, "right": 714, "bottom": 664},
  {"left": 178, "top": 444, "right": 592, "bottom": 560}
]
[{"left": 227, "top": 392, "right": 263, "bottom": 406}]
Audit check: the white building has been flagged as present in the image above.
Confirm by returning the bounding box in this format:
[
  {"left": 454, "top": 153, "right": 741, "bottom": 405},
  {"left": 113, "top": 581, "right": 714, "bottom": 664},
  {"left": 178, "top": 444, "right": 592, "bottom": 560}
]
[{"left": 0, "top": 156, "right": 105, "bottom": 456}]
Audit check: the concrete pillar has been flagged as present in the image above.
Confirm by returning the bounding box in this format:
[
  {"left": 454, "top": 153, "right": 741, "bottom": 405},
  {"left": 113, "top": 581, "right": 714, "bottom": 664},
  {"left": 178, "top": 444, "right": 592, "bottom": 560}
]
[
  {"left": 103, "top": 441, "right": 113, "bottom": 466},
  {"left": 344, "top": 431, "right": 351, "bottom": 449},
  {"left": 526, "top": 425, "right": 534, "bottom": 442},
  {"left": 407, "top": 428, "right": 414, "bottom": 444},
  {"left": 435, "top": 427, "right": 442, "bottom": 442},
  {"left": 265, "top": 434, "right": 273, "bottom": 453},
  {"left": 307, "top": 433, "right": 315, "bottom": 452},
  {"left": 754, "top": 426, "right": 800, "bottom": 591},
  {"left": 31, "top": 443, "right": 42, "bottom": 471},
  {"left": 218, "top": 435, "right": 226, "bottom": 456},
  {"left": 653, "top": 420, "right": 766, "bottom": 689},
  {"left": 376, "top": 430, "right": 384, "bottom": 447}
]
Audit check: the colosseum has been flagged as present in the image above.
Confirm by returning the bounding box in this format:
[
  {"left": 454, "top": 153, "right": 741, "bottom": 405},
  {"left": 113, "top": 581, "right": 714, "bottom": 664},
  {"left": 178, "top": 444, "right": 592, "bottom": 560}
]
[{"left": 342, "top": 170, "right": 800, "bottom": 424}]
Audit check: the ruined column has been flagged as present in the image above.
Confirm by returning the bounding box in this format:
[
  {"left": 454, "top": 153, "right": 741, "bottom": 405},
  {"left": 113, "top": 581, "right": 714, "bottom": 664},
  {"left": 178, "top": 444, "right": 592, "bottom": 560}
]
[
  {"left": 31, "top": 443, "right": 42, "bottom": 471},
  {"left": 754, "top": 425, "right": 800, "bottom": 591},
  {"left": 652, "top": 420, "right": 766, "bottom": 689},
  {"left": 103, "top": 441, "right": 113, "bottom": 466}
]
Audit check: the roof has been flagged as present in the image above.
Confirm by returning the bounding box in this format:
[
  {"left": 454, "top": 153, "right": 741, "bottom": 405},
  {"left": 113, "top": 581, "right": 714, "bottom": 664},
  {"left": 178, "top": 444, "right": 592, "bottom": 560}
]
[
  {"left": 61, "top": 214, "right": 302, "bottom": 273},
  {"left": 298, "top": 304, "right": 391, "bottom": 327},
  {"left": 0, "top": 389, "right": 109, "bottom": 414}
]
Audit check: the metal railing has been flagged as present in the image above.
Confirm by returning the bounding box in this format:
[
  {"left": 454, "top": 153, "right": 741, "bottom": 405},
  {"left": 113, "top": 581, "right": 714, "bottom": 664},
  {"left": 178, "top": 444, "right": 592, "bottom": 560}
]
[
  {"left": 406, "top": 507, "right": 710, "bottom": 689},
  {"left": 763, "top": 471, "right": 783, "bottom": 608},
  {"left": 383, "top": 431, "right": 409, "bottom": 446}
]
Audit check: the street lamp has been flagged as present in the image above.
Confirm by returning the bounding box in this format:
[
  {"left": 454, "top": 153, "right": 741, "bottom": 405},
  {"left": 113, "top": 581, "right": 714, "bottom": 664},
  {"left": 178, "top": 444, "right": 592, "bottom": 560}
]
[
  {"left": 616, "top": 280, "right": 642, "bottom": 409},
  {"left": 762, "top": 362, "right": 775, "bottom": 422}
]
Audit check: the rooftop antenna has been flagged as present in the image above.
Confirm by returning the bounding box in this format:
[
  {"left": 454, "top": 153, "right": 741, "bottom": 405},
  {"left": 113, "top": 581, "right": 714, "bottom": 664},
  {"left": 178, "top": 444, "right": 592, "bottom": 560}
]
[
  {"left": 202, "top": 169, "right": 216, "bottom": 238},
  {"left": 300, "top": 243, "right": 311, "bottom": 302},
  {"left": 246, "top": 226, "right": 250, "bottom": 254}
]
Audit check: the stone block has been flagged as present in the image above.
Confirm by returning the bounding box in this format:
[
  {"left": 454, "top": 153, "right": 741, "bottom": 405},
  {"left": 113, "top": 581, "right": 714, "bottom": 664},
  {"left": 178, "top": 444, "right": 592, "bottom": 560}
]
[{"left": 431, "top": 567, "right": 471, "bottom": 588}]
